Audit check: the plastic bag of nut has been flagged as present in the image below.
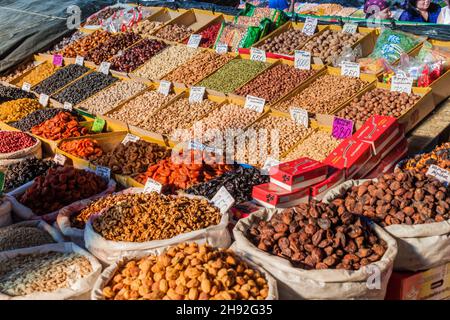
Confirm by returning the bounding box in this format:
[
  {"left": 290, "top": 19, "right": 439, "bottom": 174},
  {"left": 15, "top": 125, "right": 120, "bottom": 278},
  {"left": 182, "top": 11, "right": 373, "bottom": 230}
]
[
  {"left": 322, "top": 176, "right": 450, "bottom": 272},
  {"left": 83, "top": 189, "right": 231, "bottom": 265},
  {"left": 0, "top": 242, "right": 102, "bottom": 300},
  {"left": 232, "top": 208, "right": 397, "bottom": 300}
]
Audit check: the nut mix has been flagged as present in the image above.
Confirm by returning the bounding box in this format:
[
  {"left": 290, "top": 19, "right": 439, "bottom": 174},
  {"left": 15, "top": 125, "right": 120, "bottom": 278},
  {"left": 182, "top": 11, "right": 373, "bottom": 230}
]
[
  {"left": 0, "top": 252, "right": 92, "bottom": 296},
  {"left": 31, "top": 112, "right": 89, "bottom": 141},
  {"left": 3, "top": 158, "right": 56, "bottom": 192},
  {"left": 110, "top": 39, "right": 167, "bottom": 73},
  {"left": 19, "top": 166, "right": 108, "bottom": 215},
  {"left": 0, "top": 84, "right": 36, "bottom": 103},
  {"left": 0, "top": 61, "right": 35, "bottom": 83},
  {"left": 11, "top": 108, "right": 82, "bottom": 132},
  {"left": 283, "top": 131, "right": 340, "bottom": 162},
  {"left": 93, "top": 140, "right": 170, "bottom": 175},
  {"left": 109, "top": 90, "right": 175, "bottom": 126},
  {"left": 333, "top": 170, "right": 450, "bottom": 226},
  {"left": 0, "top": 131, "right": 37, "bottom": 154},
  {"left": 101, "top": 243, "right": 270, "bottom": 300},
  {"left": 234, "top": 64, "right": 316, "bottom": 103},
  {"left": 275, "top": 74, "right": 367, "bottom": 114},
  {"left": 58, "top": 30, "right": 112, "bottom": 58},
  {"left": 59, "top": 138, "right": 104, "bottom": 161},
  {"left": 33, "top": 64, "right": 90, "bottom": 96},
  {"left": 247, "top": 200, "right": 388, "bottom": 270},
  {"left": 92, "top": 193, "right": 221, "bottom": 242},
  {"left": 258, "top": 29, "right": 312, "bottom": 55},
  {"left": 132, "top": 20, "right": 164, "bottom": 37},
  {"left": 0, "top": 98, "right": 42, "bottom": 122},
  {"left": 134, "top": 45, "right": 200, "bottom": 80},
  {"left": 53, "top": 72, "right": 118, "bottom": 105},
  {"left": 15, "top": 62, "right": 59, "bottom": 87},
  {"left": 0, "top": 223, "right": 55, "bottom": 252},
  {"left": 337, "top": 89, "right": 421, "bottom": 123},
  {"left": 155, "top": 24, "right": 193, "bottom": 42},
  {"left": 163, "top": 51, "right": 233, "bottom": 86},
  {"left": 404, "top": 142, "right": 450, "bottom": 173},
  {"left": 77, "top": 80, "right": 147, "bottom": 115},
  {"left": 199, "top": 59, "right": 269, "bottom": 94}
]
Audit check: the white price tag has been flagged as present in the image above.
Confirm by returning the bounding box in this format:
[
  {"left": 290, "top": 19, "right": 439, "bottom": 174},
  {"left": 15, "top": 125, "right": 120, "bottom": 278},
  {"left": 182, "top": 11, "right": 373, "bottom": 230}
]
[
  {"left": 63, "top": 102, "right": 73, "bottom": 111},
  {"left": 39, "top": 93, "right": 49, "bottom": 107},
  {"left": 244, "top": 95, "right": 265, "bottom": 113},
  {"left": 158, "top": 80, "right": 171, "bottom": 96},
  {"left": 75, "top": 56, "right": 84, "bottom": 66},
  {"left": 122, "top": 133, "right": 140, "bottom": 145},
  {"left": 95, "top": 166, "right": 111, "bottom": 181},
  {"left": 294, "top": 50, "right": 311, "bottom": 70},
  {"left": 215, "top": 43, "right": 228, "bottom": 54},
  {"left": 143, "top": 178, "right": 163, "bottom": 194},
  {"left": 341, "top": 61, "right": 360, "bottom": 78},
  {"left": 342, "top": 23, "right": 358, "bottom": 34},
  {"left": 250, "top": 47, "right": 266, "bottom": 62},
  {"left": 302, "top": 17, "right": 318, "bottom": 36},
  {"left": 426, "top": 165, "right": 450, "bottom": 185},
  {"left": 189, "top": 86, "right": 206, "bottom": 103},
  {"left": 211, "top": 186, "right": 235, "bottom": 214},
  {"left": 187, "top": 34, "right": 202, "bottom": 48},
  {"left": 53, "top": 153, "right": 67, "bottom": 166},
  {"left": 261, "top": 157, "right": 280, "bottom": 175},
  {"left": 22, "top": 82, "right": 32, "bottom": 92},
  {"left": 98, "top": 62, "right": 111, "bottom": 75},
  {"left": 290, "top": 107, "right": 309, "bottom": 128},
  {"left": 391, "top": 76, "right": 413, "bottom": 94}
]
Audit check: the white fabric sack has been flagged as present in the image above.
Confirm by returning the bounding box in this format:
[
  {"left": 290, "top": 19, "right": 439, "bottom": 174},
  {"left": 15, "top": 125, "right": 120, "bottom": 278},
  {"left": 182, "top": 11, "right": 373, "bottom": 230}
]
[
  {"left": 323, "top": 179, "right": 450, "bottom": 272},
  {"left": 56, "top": 199, "right": 93, "bottom": 248},
  {"left": 0, "top": 198, "right": 12, "bottom": 227},
  {"left": 6, "top": 178, "right": 116, "bottom": 223},
  {"left": 84, "top": 189, "right": 232, "bottom": 265},
  {"left": 232, "top": 208, "right": 397, "bottom": 300},
  {"left": 91, "top": 248, "right": 278, "bottom": 300},
  {"left": 0, "top": 242, "right": 102, "bottom": 300}
]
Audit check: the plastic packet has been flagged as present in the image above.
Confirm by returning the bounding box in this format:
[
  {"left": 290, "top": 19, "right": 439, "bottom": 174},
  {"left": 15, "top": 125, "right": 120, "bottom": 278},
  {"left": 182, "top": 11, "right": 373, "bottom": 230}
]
[{"left": 332, "top": 46, "right": 362, "bottom": 67}]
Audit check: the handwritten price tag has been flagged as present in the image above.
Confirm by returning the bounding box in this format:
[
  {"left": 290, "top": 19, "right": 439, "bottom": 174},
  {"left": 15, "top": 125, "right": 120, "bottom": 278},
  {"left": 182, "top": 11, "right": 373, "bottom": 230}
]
[
  {"left": 341, "top": 61, "right": 360, "bottom": 78},
  {"left": 189, "top": 87, "right": 206, "bottom": 103},
  {"left": 143, "top": 178, "right": 163, "bottom": 194},
  {"left": 426, "top": 165, "right": 450, "bottom": 185},
  {"left": 122, "top": 133, "right": 140, "bottom": 145},
  {"left": 391, "top": 76, "right": 413, "bottom": 94},
  {"left": 22, "top": 82, "right": 32, "bottom": 92},
  {"left": 53, "top": 153, "right": 67, "bottom": 166},
  {"left": 95, "top": 166, "right": 111, "bottom": 181},
  {"left": 75, "top": 56, "right": 84, "bottom": 66},
  {"left": 63, "top": 102, "right": 73, "bottom": 111},
  {"left": 294, "top": 50, "right": 311, "bottom": 70},
  {"left": 187, "top": 34, "right": 202, "bottom": 48},
  {"left": 244, "top": 95, "right": 265, "bottom": 113},
  {"left": 250, "top": 47, "right": 266, "bottom": 62},
  {"left": 342, "top": 23, "right": 358, "bottom": 34},
  {"left": 332, "top": 117, "right": 354, "bottom": 139},
  {"left": 158, "top": 80, "right": 171, "bottom": 96},
  {"left": 39, "top": 93, "right": 49, "bottom": 107},
  {"left": 98, "top": 62, "right": 111, "bottom": 75},
  {"left": 261, "top": 157, "right": 280, "bottom": 175},
  {"left": 52, "top": 54, "right": 63, "bottom": 66},
  {"left": 211, "top": 186, "right": 235, "bottom": 213},
  {"left": 91, "top": 117, "right": 105, "bottom": 133},
  {"left": 290, "top": 107, "right": 309, "bottom": 127},
  {"left": 302, "top": 17, "right": 318, "bottom": 36},
  {"left": 215, "top": 43, "right": 228, "bottom": 54}
]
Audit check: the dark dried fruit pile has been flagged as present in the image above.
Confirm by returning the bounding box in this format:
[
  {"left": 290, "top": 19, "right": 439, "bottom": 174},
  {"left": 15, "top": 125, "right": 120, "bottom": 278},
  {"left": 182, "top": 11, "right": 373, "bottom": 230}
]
[
  {"left": 0, "top": 84, "right": 35, "bottom": 103},
  {"left": 4, "top": 158, "right": 57, "bottom": 193},
  {"left": 333, "top": 170, "right": 450, "bottom": 226},
  {"left": 33, "top": 64, "right": 90, "bottom": 95},
  {"left": 247, "top": 200, "right": 387, "bottom": 270},
  {"left": 10, "top": 108, "right": 82, "bottom": 132}
]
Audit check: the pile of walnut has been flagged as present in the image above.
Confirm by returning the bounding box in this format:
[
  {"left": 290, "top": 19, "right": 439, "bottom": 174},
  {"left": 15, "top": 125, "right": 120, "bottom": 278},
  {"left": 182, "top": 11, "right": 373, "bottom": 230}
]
[
  {"left": 102, "top": 243, "right": 269, "bottom": 300},
  {"left": 247, "top": 200, "right": 387, "bottom": 270}
]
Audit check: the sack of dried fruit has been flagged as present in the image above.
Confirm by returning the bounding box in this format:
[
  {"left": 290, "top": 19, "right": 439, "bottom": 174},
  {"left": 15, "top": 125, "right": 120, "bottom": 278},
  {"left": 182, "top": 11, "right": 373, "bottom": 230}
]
[
  {"left": 0, "top": 197, "right": 12, "bottom": 228},
  {"left": 232, "top": 205, "right": 397, "bottom": 300},
  {"left": 91, "top": 242, "right": 278, "bottom": 300},
  {"left": 322, "top": 171, "right": 450, "bottom": 272},
  {"left": 6, "top": 166, "right": 116, "bottom": 222},
  {"left": 83, "top": 190, "right": 231, "bottom": 265},
  {"left": 0, "top": 131, "right": 42, "bottom": 170},
  {"left": 0, "top": 242, "right": 102, "bottom": 300}
]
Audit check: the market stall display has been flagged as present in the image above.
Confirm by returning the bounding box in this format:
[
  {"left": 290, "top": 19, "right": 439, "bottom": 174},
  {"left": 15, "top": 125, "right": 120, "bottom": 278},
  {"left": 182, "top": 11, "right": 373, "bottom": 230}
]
[
  {"left": 59, "top": 138, "right": 104, "bottom": 161},
  {"left": 214, "top": 22, "right": 262, "bottom": 53},
  {"left": 155, "top": 24, "right": 193, "bottom": 42},
  {"left": 131, "top": 19, "right": 164, "bottom": 38},
  {"left": 0, "top": 131, "right": 38, "bottom": 154},
  {"left": 32, "top": 64, "right": 90, "bottom": 96},
  {"left": 195, "top": 22, "right": 222, "bottom": 48},
  {"left": 283, "top": 131, "right": 340, "bottom": 162},
  {"left": 402, "top": 142, "right": 450, "bottom": 173},
  {"left": 30, "top": 112, "right": 90, "bottom": 141},
  {"left": 10, "top": 108, "right": 82, "bottom": 132},
  {"left": 0, "top": 61, "right": 35, "bottom": 83},
  {"left": 0, "top": 84, "right": 35, "bottom": 103},
  {"left": 0, "top": 98, "right": 42, "bottom": 122},
  {"left": 2, "top": 158, "right": 56, "bottom": 192},
  {"left": 257, "top": 28, "right": 313, "bottom": 55},
  {"left": 57, "top": 30, "right": 113, "bottom": 58},
  {"left": 13, "top": 62, "right": 59, "bottom": 87},
  {"left": 46, "top": 30, "right": 86, "bottom": 55}
]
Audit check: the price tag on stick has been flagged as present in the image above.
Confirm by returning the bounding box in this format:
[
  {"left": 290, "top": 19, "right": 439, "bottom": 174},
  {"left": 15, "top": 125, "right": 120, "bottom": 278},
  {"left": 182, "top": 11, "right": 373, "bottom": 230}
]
[
  {"left": 391, "top": 76, "right": 413, "bottom": 94},
  {"left": 95, "top": 166, "right": 111, "bottom": 181},
  {"left": 215, "top": 43, "right": 228, "bottom": 54},
  {"left": 302, "top": 17, "right": 318, "bottom": 36},
  {"left": 332, "top": 117, "right": 354, "bottom": 139},
  {"left": 91, "top": 117, "right": 105, "bottom": 133},
  {"left": 22, "top": 82, "right": 31, "bottom": 92},
  {"left": 39, "top": 93, "right": 49, "bottom": 107},
  {"left": 63, "top": 102, "right": 73, "bottom": 111},
  {"left": 53, "top": 154, "right": 67, "bottom": 166},
  {"left": 342, "top": 23, "right": 358, "bottom": 34},
  {"left": 211, "top": 186, "right": 235, "bottom": 213},
  {"left": 143, "top": 178, "right": 163, "bottom": 194},
  {"left": 122, "top": 133, "right": 140, "bottom": 145},
  {"left": 294, "top": 50, "right": 311, "bottom": 70},
  {"left": 341, "top": 61, "right": 360, "bottom": 78},
  {"left": 187, "top": 34, "right": 202, "bottom": 48},
  {"left": 189, "top": 87, "right": 206, "bottom": 103},
  {"left": 53, "top": 54, "right": 63, "bottom": 66},
  {"left": 158, "top": 80, "right": 171, "bottom": 96},
  {"left": 98, "top": 62, "right": 111, "bottom": 75},
  {"left": 250, "top": 47, "right": 266, "bottom": 62},
  {"left": 244, "top": 95, "right": 265, "bottom": 113},
  {"left": 426, "top": 165, "right": 450, "bottom": 185},
  {"left": 290, "top": 107, "right": 309, "bottom": 127},
  {"left": 75, "top": 56, "right": 84, "bottom": 66}
]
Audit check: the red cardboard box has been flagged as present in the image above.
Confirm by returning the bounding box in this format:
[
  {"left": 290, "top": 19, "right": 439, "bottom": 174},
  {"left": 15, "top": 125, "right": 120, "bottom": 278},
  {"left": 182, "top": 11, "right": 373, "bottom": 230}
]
[
  {"left": 269, "top": 158, "right": 328, "bottom": 191},
  {"left": 385, "top": 262, "right": 450, "bottom": 300},
  {"left": 377, "top": 132, "right": 406, "bottom": 162},
  {"left": 323, "top": 139, "right": 373, "bottom": 179},
  {"left": 311, "top": 169, "right": 346, "bottom": 201},
  {"left": 366, "top": 139, "right": 408, "bottom": 179},
  {"left": 252, "top": 183, "right": 310, "bottom": 208},
  {"left": 353, "top": 116, "right": 402, "bottom": 155}
]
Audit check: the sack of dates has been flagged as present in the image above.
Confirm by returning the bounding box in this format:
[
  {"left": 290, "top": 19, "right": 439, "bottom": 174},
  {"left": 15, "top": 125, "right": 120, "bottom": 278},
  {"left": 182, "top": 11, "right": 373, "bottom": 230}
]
[
  {"left": 232, "top": 204, "right": 397, "bottom": 300},
  {"left": 322, "top": 170, "right": 450, "bottom": 272}
]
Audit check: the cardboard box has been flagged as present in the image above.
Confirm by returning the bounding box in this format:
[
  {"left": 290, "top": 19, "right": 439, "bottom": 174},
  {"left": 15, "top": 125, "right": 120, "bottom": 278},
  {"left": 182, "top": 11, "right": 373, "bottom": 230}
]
[
  {"left": 353, "top": 116, "right": 402, "bottom": 155},
  {"left": 269, "top": 157, "right": 328, "bottom": 191},
  {"left": 366, "top": 139, "right": 408, "bottom": 179},
  {"left": 311, "top": 168, "right": 345, "bottom": 201},
  {"left": 385, "top": 261, "right": 450, "bottom": 300},
  {"left": 252, "top": 183, "right": 310, "bottom": 208}
]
